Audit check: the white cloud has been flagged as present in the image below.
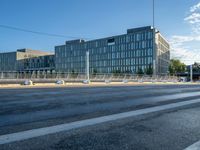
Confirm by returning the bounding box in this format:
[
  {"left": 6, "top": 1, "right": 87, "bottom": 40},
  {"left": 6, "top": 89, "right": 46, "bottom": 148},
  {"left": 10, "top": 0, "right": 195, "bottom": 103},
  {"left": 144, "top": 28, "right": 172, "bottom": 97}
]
[
  {"left": 169, "top": 1, "right": 200, "bottom": 65},
  {"left": 184, "top": 1, "right": 200, "bottom": 34},
  {"left": 170, "top": 35, "right": 200, "bottom": 43},
  {"left": 190, "top": 2, "right": 200, "bottom": 12},
  {"left": 170, "top": 43, "right": 200, "bottom": 65},
  {"left": 184, "top": 13, "right": 200, "bottom": 24},
  {"left": 169, "top": 35, "right": 200, "bottom": 64}
]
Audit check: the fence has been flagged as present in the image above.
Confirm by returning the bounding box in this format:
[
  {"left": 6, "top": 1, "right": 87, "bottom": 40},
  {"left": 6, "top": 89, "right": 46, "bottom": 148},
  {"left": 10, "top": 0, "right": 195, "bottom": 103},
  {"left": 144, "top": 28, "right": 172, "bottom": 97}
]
[{"left": 0, "top": 72, "right": 178, "bottom": 83}]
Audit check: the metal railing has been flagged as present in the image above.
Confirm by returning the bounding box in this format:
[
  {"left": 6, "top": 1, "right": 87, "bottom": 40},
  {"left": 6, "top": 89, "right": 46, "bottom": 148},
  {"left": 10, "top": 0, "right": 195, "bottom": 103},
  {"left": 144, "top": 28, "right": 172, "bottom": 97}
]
[{"left": 0, "top": 72, "right": 178, "bottom": 83}]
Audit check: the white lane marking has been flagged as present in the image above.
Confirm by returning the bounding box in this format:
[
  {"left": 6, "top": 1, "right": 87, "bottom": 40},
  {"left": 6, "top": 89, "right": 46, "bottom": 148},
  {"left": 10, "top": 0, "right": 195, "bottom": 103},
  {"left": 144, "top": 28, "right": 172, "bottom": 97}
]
[
  {"left": 185, "top": 141, "right": 200, "bottom": 150},
  {"left": 0, "top": 99, "right": 200, "bottom": 145}
]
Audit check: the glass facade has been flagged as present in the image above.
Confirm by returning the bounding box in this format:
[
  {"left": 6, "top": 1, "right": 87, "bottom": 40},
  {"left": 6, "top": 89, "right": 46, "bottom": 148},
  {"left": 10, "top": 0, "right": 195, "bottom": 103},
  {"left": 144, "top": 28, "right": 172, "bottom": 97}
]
[
  {"left": 0, "top": 49, "right": 55, "bottom": 72},
  {"left": 21, "top": 55, "right": 55, "bottom": 71},
  {"left": 55, "top": 26, "right": 170, "bottom": 74},
  {"left": 0, "top": 52, "right": 17, "bottom": 71},
  {"left": 156, "top": 33, "right": 170, "bottom": 74},
  {"left": 0, "top": 27, "right": 170, "bottom": 75}
]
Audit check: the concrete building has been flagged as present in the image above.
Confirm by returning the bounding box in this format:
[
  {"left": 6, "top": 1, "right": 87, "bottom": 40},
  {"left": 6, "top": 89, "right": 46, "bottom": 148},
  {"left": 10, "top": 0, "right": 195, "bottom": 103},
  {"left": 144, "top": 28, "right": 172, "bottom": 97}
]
[
  {"left": 55, "top": 26, "right": 170, "bottom": 75},
  {"left": 0, "top": 48, "right": 55, "bottom": 72}
]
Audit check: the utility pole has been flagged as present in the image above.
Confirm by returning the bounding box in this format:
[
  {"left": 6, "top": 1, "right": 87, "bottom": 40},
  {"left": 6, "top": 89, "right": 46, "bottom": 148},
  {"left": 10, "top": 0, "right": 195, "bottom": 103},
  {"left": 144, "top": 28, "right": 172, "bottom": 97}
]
[
  {"left": 1, "top": 72, "right": 3, "bottom": 79},
  {"left": 86, "top": 51, "right": 90, "bottom": 81},
  {"left": 152, "top": 0, "right": 156, "bottom": 76},
  {"left": 153, "top": 0, "right": 155, "bottom": 28},
  {"left": 190, "top": 64, "right": 193, "bottom": 82}
]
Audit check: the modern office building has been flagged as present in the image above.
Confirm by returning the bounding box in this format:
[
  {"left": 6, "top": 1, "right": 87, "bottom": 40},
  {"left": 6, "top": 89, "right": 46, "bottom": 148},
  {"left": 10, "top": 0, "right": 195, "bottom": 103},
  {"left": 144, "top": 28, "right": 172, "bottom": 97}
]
[
  {"left": 0, "top": 51, "right": 18, "bottom": 71},
  {"left": 0, "top": 26, "right": 170, "bottom": 75},
  {"left": 23, "top": 54, "right": 55, "bottom": 73},
  {"left": 0, "top": 48, "right": 55, "bottom": 72},
  {"left": 55, "top": 26, "right": 170, "bottom": 75}
]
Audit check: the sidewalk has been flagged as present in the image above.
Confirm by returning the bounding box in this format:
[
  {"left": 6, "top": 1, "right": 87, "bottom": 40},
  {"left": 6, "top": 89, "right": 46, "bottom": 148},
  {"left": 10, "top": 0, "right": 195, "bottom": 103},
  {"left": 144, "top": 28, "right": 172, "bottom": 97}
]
[{"left": 0, "top": 82, "right": 199, "bottom": 89}]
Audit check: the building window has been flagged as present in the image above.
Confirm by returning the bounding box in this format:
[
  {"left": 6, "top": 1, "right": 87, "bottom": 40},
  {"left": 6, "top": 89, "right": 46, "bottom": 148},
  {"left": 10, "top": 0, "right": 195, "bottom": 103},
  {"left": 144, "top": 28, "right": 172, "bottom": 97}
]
[{"left": 107, "top": 38, "right": 115, "bottom": 46}]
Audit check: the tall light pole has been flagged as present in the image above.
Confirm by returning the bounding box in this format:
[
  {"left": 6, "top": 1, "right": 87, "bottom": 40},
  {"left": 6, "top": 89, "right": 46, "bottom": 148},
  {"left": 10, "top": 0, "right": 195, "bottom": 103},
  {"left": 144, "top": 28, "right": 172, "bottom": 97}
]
[
  {"left": 86, "top": 51, "right": 90, "bottom": 81},
  {"left": 152, "top": 0, "right": 156, "bottom": 76},
  {"left": 190, "top": 64, "right": 193, "bottom": 82},
  {"left": 153, "top": 0, "right": 155, "bottom": 28}
]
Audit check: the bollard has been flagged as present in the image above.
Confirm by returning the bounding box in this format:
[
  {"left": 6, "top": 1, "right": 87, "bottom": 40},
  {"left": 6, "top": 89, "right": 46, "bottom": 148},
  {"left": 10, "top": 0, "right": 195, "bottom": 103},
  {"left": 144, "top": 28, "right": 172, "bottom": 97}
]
[
  {"left": 105, "top": 79, "right": 111, "bottom": 84},
  {"left": 55, "top": 80, "right": 65, "bottom": 85},
  {"left": 83, "top": 79, "right": 90, "bottom": 84},
  {"left": 24, "top": 80, "right": 33, "bottom": 86},
  {"left": 122, "top": 79, "right": 129, "bottom": 83}
]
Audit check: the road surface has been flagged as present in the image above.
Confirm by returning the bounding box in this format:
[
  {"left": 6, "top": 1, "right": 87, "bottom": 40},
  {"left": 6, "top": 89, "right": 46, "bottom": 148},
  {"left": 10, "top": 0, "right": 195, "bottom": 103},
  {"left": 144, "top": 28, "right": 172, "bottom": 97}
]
[{"left": 0, "top": 84, "right": 200, "bottom": 150}]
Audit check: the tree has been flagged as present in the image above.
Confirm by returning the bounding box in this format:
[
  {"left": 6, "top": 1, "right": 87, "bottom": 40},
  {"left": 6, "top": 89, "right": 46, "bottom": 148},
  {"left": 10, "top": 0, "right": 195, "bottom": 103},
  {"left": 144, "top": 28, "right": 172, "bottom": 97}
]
[
  {"left": 145, "top": 64, "right": 153, "bottom": 75},
  {"left": 92, "top": 68, "right": 98, "bottom": 75},
  {"left": 125, "top": 70, "right": 132, "bottom": 74},
  {"left": 192, "top": 62, "right": 200, "bottom": 73},
  {"left": 71, "top": 69, "right": 78, "bottom": 78},
  {"left": 71, "top": 69, "right": 75, "bottom": 74},
  {"left": 137, "top": 68, "right": 144, "bottom": 75},
  {"left": 169, "top": 59, "right": 186, "bottom": 75},
  {"left": 112, "top": 70, "right": 121, "bottom": 76}
]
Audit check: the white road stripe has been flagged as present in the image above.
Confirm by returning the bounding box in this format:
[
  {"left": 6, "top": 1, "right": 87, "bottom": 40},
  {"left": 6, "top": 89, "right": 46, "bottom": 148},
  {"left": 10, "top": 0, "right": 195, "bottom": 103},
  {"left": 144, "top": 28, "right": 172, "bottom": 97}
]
[
  {"left": 185, "top": 141, "right": 200, "bottom": 150},
  {"left": 0, "top": 99, "right": 200, "bottom": 145}
]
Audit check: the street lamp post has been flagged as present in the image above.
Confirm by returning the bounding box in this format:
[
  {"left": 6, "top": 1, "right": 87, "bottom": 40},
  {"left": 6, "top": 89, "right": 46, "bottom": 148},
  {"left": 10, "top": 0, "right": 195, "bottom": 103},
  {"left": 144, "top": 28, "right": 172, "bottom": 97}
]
[
  {"left": 152, "top": 0, "right": 156, "bottom": 77},
  {"left": 86, "top": 51, "right": 90, "bottom": 81},
  {"left": 153, "top": 0, "right": 155, "bottom": 28},
  {"left": 190, "top": 64, "right": 193, "bottom": 82}
]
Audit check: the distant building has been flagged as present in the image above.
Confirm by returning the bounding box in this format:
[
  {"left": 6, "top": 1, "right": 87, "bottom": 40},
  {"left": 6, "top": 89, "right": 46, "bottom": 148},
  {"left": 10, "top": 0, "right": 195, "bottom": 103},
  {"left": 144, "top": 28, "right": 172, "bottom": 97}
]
[
  {"left": 0, "top": 52, "right": 17, "bottom": 71},
  {"left": 0, "top": 26, "right": 170, "bottom": 75},
  {"left": 0, "top": 48, "right": 55, "bottom": 72},
  {"left": 55, "top": 26, "right": 170, "bottom": 75},
  {"left": 23, "top": 55, "right": 55, "bottom": 72}
]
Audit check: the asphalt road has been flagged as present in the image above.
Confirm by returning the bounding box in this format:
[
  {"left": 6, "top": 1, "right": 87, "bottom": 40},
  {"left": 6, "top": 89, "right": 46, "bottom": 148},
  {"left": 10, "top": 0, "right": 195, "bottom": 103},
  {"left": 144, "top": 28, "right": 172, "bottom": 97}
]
[{"left": 1, "top": 84, "right": 200, "bottom": 150}]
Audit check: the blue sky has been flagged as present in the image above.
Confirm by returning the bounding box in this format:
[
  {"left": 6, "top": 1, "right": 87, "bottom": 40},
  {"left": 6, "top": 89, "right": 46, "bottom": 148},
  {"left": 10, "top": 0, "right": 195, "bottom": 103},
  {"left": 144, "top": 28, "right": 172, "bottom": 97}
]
[{"left": 0, "top": 0, "right": 200, "bottom": 64}]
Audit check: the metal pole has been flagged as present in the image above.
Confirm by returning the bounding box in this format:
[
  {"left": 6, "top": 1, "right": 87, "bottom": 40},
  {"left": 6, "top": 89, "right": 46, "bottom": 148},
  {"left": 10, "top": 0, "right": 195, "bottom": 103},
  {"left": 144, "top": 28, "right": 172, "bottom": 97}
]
[
  {"left": 86, "top": 51, "right": 90, "bottom": 81},
  {"left": 190, "top": 65, "right": 193, "bottom": 82},
  {"left": 1, "top": 72, "right": 3, "bottom": 79},
  {"left": 152, "top": 0, "right": 156, "bottom": 76},
  {"left": 153, "top": 59, "right": 156, "bottom": 76},
  {"left": 153, "top": 0, "right": 155, "bottom": 28}
]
